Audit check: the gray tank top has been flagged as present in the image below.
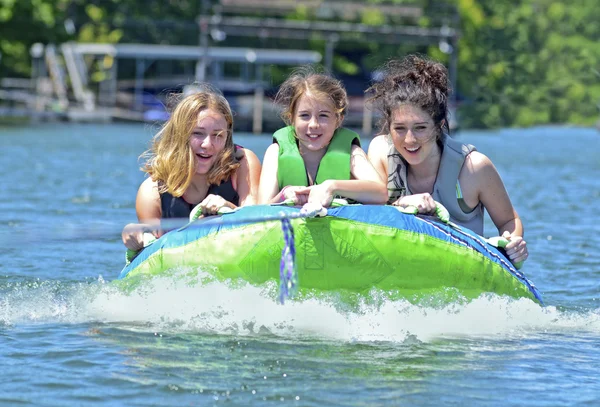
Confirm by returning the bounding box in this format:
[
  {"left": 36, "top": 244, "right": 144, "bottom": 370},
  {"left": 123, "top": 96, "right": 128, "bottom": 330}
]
[{"left": 387, "top": 134, "right": 485, "bottom": 235}]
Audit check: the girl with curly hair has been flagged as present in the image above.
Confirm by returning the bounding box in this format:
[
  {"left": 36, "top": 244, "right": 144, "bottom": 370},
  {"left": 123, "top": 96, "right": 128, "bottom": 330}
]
[{"left": 367, "top": 55, "right": 528, "bottom": 266}]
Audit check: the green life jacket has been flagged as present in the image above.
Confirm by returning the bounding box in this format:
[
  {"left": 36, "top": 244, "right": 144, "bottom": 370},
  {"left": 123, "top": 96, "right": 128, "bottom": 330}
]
[{"left": 273, "top": 126, "right": 360, "bottom": 189}]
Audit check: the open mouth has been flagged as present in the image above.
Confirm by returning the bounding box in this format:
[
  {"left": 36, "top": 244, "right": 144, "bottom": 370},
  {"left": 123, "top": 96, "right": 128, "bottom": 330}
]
[
  {"left": 405, "top": 146, "right": 420, "bottom": 153},
  {"left": 196, "top": 153, "right": 212, "bottom": 160}
]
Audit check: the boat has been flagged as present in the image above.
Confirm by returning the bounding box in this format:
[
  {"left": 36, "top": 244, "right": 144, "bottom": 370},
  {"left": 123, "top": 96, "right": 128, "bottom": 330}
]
[{"left": 118, "top": 204, "right": 543, "bottom": 305}]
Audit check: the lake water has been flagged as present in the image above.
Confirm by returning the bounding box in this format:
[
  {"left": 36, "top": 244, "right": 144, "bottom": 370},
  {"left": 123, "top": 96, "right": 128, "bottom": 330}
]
[{"left": 1, "top": 123, "right": 599, "bottom": 406}]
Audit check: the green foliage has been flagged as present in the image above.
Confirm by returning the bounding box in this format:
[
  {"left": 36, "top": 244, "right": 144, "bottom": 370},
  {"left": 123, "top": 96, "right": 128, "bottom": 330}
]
[
  {"left": 1, "top": 0, "right": 598, "bottom": 128},
  {"left": 455, "top": 0, "right": 600, "bottom": 128},
  {"left": 361, "top": 9, "right": 386, "bottom": 26},
  {"left": 333, "top": 55, "right": 360, "bottom": 75},
  {"left": 0, "top": 0, "right": 71, "bottom": 76}
]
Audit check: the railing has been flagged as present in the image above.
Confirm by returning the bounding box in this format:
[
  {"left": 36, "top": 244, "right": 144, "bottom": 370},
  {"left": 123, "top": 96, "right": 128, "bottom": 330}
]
[
  {"left": 61, "top": 43, "right": 95, "bottom": 111},
  {"left": 43, "top": 44, "right": 69, "bottom": 110}
]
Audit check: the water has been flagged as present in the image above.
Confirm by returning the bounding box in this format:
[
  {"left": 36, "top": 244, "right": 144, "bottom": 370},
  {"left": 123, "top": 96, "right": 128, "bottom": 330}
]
[{"left": 1, "top": 123, "right": 599, "bottom": 406}]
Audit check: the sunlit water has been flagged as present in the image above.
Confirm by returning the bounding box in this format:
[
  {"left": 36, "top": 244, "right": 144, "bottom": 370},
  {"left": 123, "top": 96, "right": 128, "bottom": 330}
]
[{"left": 1, "top": 123, "right": 599, "bottom": 406}]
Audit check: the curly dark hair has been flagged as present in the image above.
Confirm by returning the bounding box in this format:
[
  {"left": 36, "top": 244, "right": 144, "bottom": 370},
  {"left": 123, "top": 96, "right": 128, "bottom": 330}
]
[{"left": 367, "top": 54, "right": 450, "bottom": 136}]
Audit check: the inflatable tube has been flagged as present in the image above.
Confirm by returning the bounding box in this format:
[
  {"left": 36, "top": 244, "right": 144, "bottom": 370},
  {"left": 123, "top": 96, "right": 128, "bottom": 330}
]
[{"left": 118, "top": 205, "right": 542, "bottom": 304}]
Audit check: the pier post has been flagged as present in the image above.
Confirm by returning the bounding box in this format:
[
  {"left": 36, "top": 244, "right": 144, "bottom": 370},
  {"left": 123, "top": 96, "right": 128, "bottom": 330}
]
[
  {"left": 134, "top": 59, "right": 145, "bottom": 111},
  {"left": 196, "top": 0, "right": 210, "bottom": 82},
  {"left": 325, "top": 34, "right": 338, "bottom": 73},
  {"left": 252, "top": 64, "right": 264, "bottom": 134},
  {"left": 362, "top": 98, "right": 372, "bottom": 137}
]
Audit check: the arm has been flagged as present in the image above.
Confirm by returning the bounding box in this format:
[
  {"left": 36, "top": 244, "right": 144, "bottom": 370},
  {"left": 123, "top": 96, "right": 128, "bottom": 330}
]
[
  {"left": 462, "top": 151, "right": 528, "bottom": 264},
  {"left": 258, "top": 144, "right": 285, "bottom": 204},
  {"left": 366, "top": 135, "right": 389, "bottom": 184},
  {"left": 367, "top": 135, "right": 436, "bottom": 212},
  {"left": 234, "top": 147, "right": 262, "bottom": 207},
  {"left": 308, "top": 145, "right": 388, "bottom": 206},
  {"left": 341, "top": 145, "right": 387, "bottom": 203},
  {"left": 135, "top": 177, "right": 162, "bottom": 222},
  {"left": 463, "top": 152, "right": 523, "bottom": 236},
  {"left": 257, "top": 143, "right": 313, "bottom": 205},
  {"left": 122, "top": 177, "right": 162, "bottom": 250}
]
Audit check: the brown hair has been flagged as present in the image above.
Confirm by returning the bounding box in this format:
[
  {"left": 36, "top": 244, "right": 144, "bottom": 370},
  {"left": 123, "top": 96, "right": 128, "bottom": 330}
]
[
  {"left": 275, "top": 66, "right": 348, "bottom": 126},
  {"left": 367, "top": 54, "right": 450, "bottom": 136},
  {"left": 141, "top": 84, "right": 240, "bottom": 197}
]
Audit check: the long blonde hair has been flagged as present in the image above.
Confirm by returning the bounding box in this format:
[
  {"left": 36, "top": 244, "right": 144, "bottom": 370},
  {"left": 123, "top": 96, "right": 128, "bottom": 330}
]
[{"left": 142, "top": 85, "right": 240, "bottom": 197}]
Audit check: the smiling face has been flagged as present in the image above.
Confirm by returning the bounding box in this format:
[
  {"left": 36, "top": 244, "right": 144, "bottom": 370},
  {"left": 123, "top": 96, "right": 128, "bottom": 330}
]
[
  {"left": 189, "top": 108, "right": 228, "bottom": 175},
  {"left": 293, "top": 93, "right": 339, "bottom": 154},
  {"left": 390, "top": 104, "right": 440, "bottom": 166}
]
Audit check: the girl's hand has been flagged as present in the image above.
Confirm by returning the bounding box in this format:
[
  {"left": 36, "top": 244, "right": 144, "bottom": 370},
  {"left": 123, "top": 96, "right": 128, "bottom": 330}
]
[
  {"left": 392, "top": 193, "right": 436, "bottom": 214},
  {"left": 198, "top": 194, "right": 232, "bottom": 215},
  {"left": 307, "top": 181, "right": 335, "bottom": 207},
  {"left": 122, "top": 223, "right": 161, "bottom": 251},
  {"left": 281, "top": 186, "right": 312, "bottom": 205},
  {"left": 122, "top": 223, "right": 144, "bottom": 251},
  {"left": 502, "top": 231, "right": 529, "bottom": 265}
]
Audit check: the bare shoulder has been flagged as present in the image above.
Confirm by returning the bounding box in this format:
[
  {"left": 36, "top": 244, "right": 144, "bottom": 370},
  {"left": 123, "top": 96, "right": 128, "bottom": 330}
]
[
  {"left": 263, "top": 143, "right": 281, "bottom": 160},
  {"left": 463, "top": 151, "right": 496, "bottom": 175},
  {"left": 239, "top": 147, "right": 259, "bottom": 162},
  {"left": 258, "top": 143, "right": 281, "bottom": 181},
  {"left": 136, "top": 177, "right": 161, "bottom": 220},
  {"left": 368, "top": 134, "right": 390, "bottom": 151},
  {"left": 367, "top": 135, "right": 391, "bottom": 159},
  {"left": 350, "top": 144, "right": 368, "bottom": 157},
  {"left": 237, "top": 147, "right": 261, "bottom": 170},
  {"left": 257, "top": 143, "right": 281, "bottom": 203},
  {"left": 137, "top": 177, "right": 160, "bottom": 206},
  {"left": 235, "top": 147, "right": 262, "bottom": 191},
  {"left": 139, "top": 177, "right": 159, "bottom": 195},
  {"left": 460, "top": 151, "right": 504, "bottom": 195}
]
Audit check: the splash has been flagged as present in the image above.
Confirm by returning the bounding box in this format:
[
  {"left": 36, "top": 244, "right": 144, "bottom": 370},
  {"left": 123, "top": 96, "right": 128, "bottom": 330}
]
[{"left": 1, "top": 270, "right": 599, "bottom": 343}]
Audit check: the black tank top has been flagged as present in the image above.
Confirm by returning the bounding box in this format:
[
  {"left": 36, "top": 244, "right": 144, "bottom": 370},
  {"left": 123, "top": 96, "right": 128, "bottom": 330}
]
[
  {"left": 160, "top": 179, "right": 239, "bottom": 219},
  {"left": 159, "top": 145, "right": 244, "bottom": 219}
]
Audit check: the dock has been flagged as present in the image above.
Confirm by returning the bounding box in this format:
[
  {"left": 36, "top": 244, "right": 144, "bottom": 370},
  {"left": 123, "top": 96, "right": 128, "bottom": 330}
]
[
  {"left": 0, "top": 0, "right": 460, "bottom": 135},
  {"left": 0, "top": 42, "right": 326, "bottom": 133}
]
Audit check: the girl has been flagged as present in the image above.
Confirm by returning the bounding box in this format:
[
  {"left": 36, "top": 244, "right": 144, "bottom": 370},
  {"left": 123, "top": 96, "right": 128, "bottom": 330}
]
[
  {"left": 366, "top": 55, "right": 528, "bottom": 265},
  {"left": 258, "top": 68, "right": 387, "bottom": 207},
  {"left": 122, "top": 85, "right": 261, "bottom": 251}
]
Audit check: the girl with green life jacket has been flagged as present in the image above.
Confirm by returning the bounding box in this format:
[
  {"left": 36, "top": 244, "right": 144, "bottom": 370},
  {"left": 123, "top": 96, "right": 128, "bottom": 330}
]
[{"left": 258, "top": 68, "right": 387, "bottom": 207}]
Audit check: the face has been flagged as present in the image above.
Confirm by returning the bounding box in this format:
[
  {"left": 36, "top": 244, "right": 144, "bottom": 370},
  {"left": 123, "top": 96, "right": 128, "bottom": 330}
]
[
  {"left": 189, "top": 108, "right": 228, "bottom": 175},
  {"left": 293, "top": 93, "right": 339, "bottom": 153},
  {"left": 389, "top": 104, "right": 439, "bottom": 166}
]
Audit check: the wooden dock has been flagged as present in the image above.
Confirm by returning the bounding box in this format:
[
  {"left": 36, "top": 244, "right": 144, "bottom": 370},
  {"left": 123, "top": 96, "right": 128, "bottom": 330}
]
[
  {"left": 0, "top": 42, "right": 325, "bottom": 133},
  {"left": 0, "top": 42, "right": 382, "bottom": 134}
]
